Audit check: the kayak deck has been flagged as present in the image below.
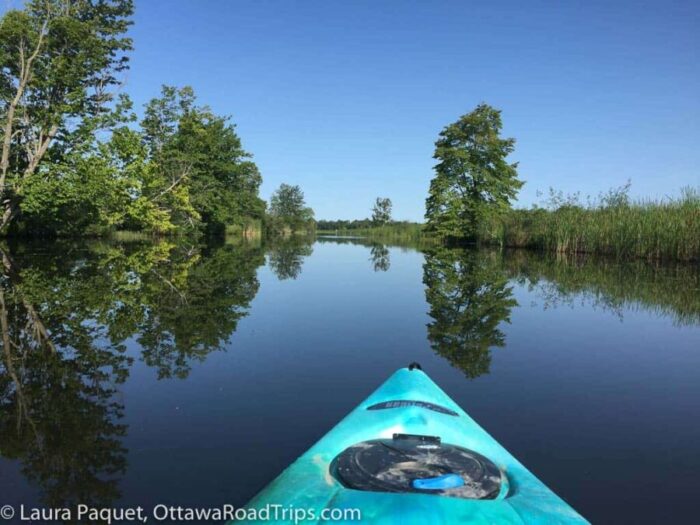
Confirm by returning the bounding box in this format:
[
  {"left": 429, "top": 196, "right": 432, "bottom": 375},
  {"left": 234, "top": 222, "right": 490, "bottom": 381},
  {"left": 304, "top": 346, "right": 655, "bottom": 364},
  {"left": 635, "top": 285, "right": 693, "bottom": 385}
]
[{"left": 236, "top": 367, "right": 588, "bottom": 524}]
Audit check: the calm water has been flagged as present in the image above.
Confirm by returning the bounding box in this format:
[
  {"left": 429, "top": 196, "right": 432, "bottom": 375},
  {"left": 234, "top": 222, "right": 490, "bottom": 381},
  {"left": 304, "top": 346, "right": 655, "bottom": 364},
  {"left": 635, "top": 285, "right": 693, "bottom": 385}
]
[{"left": 1, "top": 237, "right": 699, "bottom": 524}]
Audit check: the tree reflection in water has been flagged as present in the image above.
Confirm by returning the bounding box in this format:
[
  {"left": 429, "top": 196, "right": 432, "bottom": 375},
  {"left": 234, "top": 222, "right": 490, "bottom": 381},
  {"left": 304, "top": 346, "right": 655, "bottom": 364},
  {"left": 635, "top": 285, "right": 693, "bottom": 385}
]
[
  {"left": 422, "top": 246, "right": 700, "bottom": 379},
  {"left": 266, "top": 238, "right": 313, "bottom": 280},
  {"left": 0, "top": 248, "right": 130, "bottom": 510},
  {"left": 423, "top": 248, "right": 517, "bottom": 379},
  {"left": 1, "top": 238, "right": 697, "bottom": 513},
  {"left": 0, "top": 239, "right": 265, "bottom": 511},
  {"left": 369, "top": 243, "right": 390, "bottom": 272}
]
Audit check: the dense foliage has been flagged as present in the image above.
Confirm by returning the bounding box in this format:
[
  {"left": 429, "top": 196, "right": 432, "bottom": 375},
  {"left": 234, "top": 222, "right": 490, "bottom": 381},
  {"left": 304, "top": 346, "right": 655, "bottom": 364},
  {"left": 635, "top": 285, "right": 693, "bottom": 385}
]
[
  {"left": 13, "top": 84, "right": 266, "bottom": 236},
  {"left": 316, "top": 218, "right": 376, "bottom": 230},
  {"left": 136, "top": 85, "right": 265, "bottom": 235},
  {"left": 425, "top": 104, "right": 523, "bottom": 240},
  {"left": 316, "top": 219, "right": 429, "bottom": 243},
  {"left": 0, "top": 0, "right": 134, "bottom": 233},
  {"left": 0, "top": 3, "right": 270, "bottom": 237}
]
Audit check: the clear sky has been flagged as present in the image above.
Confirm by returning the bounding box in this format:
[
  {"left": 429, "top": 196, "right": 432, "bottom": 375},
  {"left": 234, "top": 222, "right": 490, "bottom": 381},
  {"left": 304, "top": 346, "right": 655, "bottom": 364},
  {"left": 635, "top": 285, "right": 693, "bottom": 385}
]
[{"left": 14, "top": 0, "right": 700, "bottom": 221}]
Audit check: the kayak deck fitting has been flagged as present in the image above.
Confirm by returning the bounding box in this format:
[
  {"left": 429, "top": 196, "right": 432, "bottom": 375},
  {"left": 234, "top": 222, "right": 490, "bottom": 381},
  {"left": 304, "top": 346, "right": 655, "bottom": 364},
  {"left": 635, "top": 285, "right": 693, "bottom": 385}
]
[{"left": 236, "top": 364, "right": 588, "bottom": 524}]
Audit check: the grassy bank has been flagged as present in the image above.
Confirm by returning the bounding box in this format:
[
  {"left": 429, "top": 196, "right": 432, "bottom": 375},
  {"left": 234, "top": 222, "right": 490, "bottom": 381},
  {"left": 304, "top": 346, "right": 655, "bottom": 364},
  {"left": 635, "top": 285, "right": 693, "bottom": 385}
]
[{"left": 481, "top": 188, "right": 699, "bottom": 261}]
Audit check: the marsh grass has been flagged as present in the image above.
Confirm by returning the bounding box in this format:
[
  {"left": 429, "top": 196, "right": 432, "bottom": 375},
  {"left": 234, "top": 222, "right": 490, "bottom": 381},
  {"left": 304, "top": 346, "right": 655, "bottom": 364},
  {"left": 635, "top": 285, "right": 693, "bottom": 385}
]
[{"left": 483, "top": 187, "right": 699, "bottom": 261}]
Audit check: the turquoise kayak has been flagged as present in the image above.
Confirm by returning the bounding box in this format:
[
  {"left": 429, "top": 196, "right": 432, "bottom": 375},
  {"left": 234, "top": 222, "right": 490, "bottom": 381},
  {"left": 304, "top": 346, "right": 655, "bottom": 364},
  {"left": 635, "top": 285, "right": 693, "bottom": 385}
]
[{"left": 236, "top": 365, "right": 588, "bottom": 524}]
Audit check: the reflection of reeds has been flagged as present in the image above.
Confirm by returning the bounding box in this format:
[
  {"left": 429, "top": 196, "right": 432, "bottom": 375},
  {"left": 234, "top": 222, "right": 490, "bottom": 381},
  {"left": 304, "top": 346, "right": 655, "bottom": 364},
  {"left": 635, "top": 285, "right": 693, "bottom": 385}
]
[
  {"left": 483, "top": 188, "right": 700, "bottom": 262},
  {"left": 503, "top": 249, "right": 700, "bottom": 327}
]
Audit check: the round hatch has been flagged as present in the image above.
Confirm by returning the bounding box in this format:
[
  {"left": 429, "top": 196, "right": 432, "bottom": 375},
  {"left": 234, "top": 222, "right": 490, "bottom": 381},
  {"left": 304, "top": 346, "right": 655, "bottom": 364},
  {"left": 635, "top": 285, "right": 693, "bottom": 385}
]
[{"left": 330, "top": 434, "right": 505, "bottom": 500}]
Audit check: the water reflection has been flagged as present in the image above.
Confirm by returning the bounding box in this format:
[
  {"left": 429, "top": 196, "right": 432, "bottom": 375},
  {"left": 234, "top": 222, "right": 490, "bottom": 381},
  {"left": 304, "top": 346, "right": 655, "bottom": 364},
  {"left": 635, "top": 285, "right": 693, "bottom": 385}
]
[
  {"left": 422, "top": 247, "right": 700, "bottom": 378},
  {"left": 369, "top": 244, "right": 390, "bottom": 272},
  {"left": 315, "top": 236, "right": 393, "bottom": 272},
  {"left": 423, "top": 248, "right": 517, "bottom": 378},
  {"left": 133, "top": 242, "right": 264, "bottom": 378},
  {"left": 0, "top": 238, "right": 698, "bottom": 520},
  {"left": 266, "top": 238, "right": 313, "bottom": 280},
  {"left": 0, "top": 248, "right": 129, "bottom": 510},
  {"left": 0, "top": 240, "right": 265, "bottom": 513},
  {"left": 504, "top": 250, "right": 700, "bottom": 326}
]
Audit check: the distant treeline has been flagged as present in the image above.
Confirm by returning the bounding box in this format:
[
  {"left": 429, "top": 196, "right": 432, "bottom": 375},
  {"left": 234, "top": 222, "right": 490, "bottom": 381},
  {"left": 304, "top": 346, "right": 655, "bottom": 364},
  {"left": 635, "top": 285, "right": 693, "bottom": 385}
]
[
  {"left": 316, "top": 219, "right": 421, "bottom": 231},
  {"left": 317, "top": 220, "right": 428, "bottom": 241}
]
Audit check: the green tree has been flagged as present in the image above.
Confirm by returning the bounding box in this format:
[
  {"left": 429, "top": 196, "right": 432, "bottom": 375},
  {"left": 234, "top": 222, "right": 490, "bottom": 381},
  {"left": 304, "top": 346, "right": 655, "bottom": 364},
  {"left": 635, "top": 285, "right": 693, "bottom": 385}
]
[
  {"left": 268, "top": 183, "right": 314, "bottom": 233},
  {"left": 371, "top": 197, "right": 392, "bottom": 225},
  {"left": 0, "top": 0, "right": 134, "bottom": 233},
  {"left": 18, "top": 95, "right": 161, "bottom": 235},
  {"left": 425, "top": 104, "right": 523, "bottom": 239},
  {"left": 140, "top": 85, "right": 264, "bottom": 233}
]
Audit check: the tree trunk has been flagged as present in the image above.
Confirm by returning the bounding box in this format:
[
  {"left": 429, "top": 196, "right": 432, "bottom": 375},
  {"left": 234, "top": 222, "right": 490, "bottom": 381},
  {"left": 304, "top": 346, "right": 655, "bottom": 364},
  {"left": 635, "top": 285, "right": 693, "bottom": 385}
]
[
  {"left": 0, "top": 21, "right": 47, "bottom": 234},
  {"left": 0, "top": 198, "right": 18, "bottom": 234}
]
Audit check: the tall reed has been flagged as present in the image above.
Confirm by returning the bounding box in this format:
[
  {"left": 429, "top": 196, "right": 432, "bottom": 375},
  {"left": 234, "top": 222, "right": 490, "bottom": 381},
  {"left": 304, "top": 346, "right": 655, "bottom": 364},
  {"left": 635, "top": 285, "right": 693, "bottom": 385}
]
[{"left": 483, "top": 187, "right": 699, "bottom": 261}]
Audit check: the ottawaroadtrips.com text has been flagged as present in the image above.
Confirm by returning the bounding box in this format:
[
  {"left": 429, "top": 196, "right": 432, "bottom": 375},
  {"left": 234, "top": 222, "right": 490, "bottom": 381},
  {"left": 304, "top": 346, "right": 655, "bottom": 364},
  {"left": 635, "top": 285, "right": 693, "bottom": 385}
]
[{"left": 0, "top": 504, "right": 362, "bottom": 524}]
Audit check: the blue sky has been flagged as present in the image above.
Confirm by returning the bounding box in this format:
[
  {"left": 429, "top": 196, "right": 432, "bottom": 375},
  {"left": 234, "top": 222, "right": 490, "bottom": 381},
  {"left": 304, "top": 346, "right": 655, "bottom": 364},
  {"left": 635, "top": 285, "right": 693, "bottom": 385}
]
[{"left": 10, "top": 0, "right": 700, "bottom": 220}]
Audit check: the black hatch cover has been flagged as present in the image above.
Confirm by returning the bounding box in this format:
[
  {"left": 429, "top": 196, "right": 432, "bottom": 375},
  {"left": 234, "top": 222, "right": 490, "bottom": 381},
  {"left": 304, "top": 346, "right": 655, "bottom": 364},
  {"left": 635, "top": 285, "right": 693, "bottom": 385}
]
[{"left": 330, "top": 434, "right": 503, "bottom": 500}]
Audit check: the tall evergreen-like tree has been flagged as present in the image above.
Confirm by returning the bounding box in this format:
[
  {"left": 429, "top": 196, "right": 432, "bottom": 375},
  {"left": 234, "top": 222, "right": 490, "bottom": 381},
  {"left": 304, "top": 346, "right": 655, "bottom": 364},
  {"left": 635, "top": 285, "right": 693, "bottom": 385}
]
[{"left": 425, "top": 104, "right": 523, "bottom": 239}]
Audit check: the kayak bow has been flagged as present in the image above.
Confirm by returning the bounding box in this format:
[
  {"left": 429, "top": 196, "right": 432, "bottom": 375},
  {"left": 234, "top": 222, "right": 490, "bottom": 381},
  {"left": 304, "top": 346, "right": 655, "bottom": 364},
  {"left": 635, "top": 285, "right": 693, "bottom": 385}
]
[{"left": 237, "top": 365, "right": 588, "bottom": 524}]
